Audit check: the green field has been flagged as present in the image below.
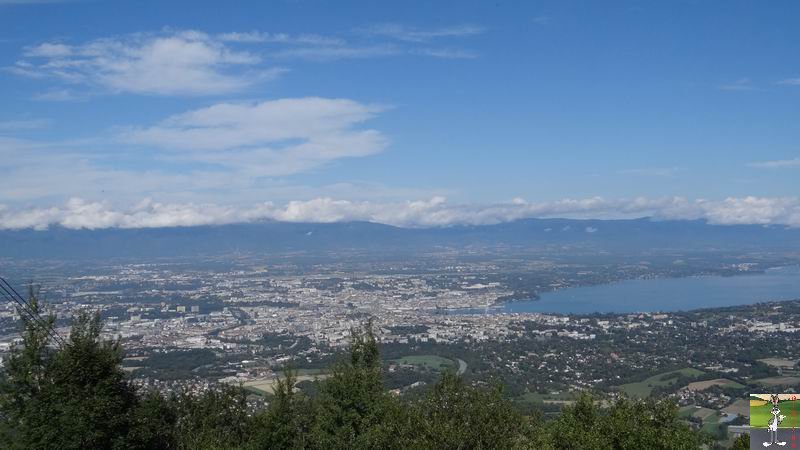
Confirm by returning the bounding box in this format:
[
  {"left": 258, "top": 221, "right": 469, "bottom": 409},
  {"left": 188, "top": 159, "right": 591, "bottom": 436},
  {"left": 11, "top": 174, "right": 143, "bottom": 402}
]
[
  {"left": 677, "top": 406, "right": 729, "bottom": 436},
  {"left": 678, "top": 406, "right": 716, "bottom": 420},
  {"left": 678, "top": 406, "right": 696, "bottom": 419},
  {"left": 244, "top": 386, "right": 268, "bottom": 397},
  {"left": 392, "top": 355, "right": 455, "bottom": 371},
  {"left": 521, "top": 391, "right": 576, "bottom": 404},
  {"left": 619, "top": 368, "right": 704, "bottom": 398},
  {"left": 241, "top": 369, "right": 330, "bottom": 395},
  {"left": 699, "top": 411, "right": 725, "bottom": 435},
  {"left": 750, "top": 398, "right": 800, "bottom": 428},
  {"left": 686, "top": 378, "right": 745, "bottom": 391}
]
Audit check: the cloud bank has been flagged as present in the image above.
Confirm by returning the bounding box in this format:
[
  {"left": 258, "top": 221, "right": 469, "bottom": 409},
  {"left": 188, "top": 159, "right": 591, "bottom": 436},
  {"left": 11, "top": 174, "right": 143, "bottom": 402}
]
[{"left": 2, "top": 196, "right": 800, "bottom": 231}]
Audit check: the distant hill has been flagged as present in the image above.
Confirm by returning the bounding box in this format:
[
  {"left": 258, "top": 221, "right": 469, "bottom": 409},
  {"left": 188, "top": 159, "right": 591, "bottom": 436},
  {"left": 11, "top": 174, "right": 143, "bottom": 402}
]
[{"left": 1, "top": 218, "right": 799, "bottom": 259}]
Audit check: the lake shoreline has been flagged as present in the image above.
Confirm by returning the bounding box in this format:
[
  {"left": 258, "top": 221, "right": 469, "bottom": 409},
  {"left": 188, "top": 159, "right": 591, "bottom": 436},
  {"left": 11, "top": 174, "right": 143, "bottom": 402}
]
[{"left": 440, "top": 265, "right": 800, "bottom": 315}]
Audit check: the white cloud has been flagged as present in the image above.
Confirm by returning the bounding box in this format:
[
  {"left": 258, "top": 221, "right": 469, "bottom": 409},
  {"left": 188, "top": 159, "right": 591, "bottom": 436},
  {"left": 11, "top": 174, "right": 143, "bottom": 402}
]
[
  {"left": 698, "top": 197, "right": 800, "bottom": 225},
  {"left": 777, "top": 78, "right": 800, "bottom": 86},
  {"left": 271, "top": 44, "right": 400, "bottom": 61},
  {"left": 3, "top": 195, "right": 800, "bottom": 230},
  {"left": 12, "top": 27, "right": 481, "bottom": 95},
  {"left": 216, "top": 31, "right": 345, "bottom": 46},
  {"left": 23, "top": 42, "right": 71, "bottom": 57},
  {"left": 748, "top": 158, "right": 800, "bottom": 169},
  {"left": 0, "top": 97, "right": 390, "bottom": 204},
  {"left": 221, "top": 27, "right": 482, "bottom": 61},
  {"left": 266, "top": 23, "right": 483, "bottom": 61},
  {"left": 12, "top": 30, "right": 281, "bottom": 96},
  {"left": 123, "top": 97, "right": 387, "bottom": 177},
  {"left": 361, "top": 24, "right": 485, "bottom": 42},
  {"left": 271, "top": 44, "right": 476, "bottom": 62}
]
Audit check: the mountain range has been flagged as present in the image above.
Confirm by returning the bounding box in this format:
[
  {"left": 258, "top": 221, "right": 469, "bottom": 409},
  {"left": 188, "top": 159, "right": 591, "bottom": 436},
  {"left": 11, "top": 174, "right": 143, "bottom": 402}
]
[{"left": 1, "top": 218, "right": 799, "bottom": 260}]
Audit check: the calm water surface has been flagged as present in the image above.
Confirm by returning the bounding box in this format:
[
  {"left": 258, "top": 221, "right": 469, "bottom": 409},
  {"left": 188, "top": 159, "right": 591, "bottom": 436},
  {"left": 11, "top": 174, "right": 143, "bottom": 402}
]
[{"left": 469, "top": 266, "right": 800, "bottom": 314}]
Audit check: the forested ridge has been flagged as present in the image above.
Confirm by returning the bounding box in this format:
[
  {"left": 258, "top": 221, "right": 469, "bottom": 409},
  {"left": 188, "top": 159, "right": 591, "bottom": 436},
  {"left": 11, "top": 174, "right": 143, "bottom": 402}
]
[{"left": 0, "top": 299, "right": 746, "bottom": 449}]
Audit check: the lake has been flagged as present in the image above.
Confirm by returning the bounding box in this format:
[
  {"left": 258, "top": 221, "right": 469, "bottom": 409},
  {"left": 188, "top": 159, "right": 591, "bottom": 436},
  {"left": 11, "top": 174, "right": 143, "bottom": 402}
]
[{"left": 467, "top": 266, "right": 800, "bottom": 315}]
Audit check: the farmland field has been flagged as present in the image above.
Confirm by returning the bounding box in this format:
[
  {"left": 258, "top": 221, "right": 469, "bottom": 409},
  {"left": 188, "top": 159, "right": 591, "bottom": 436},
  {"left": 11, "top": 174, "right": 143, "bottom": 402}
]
[
  {"left": 758, "top": 358, "right": 798, "bottom": 369},
  {"left": 754, "top": 377, "right": 800, "bottom": 386},
  {"left": 619, "top": 368, "right": 704, "bottom": 398},
  {"left": 722, "top": 399, "right": 750, "bottom": 418},
  {"left": 686, "top": 378, "right": 745, "bottom": 391}
]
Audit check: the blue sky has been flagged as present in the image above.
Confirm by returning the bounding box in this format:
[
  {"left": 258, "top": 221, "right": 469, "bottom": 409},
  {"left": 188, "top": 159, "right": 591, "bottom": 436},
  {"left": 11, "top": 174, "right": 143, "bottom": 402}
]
[{"left": 1, "top": 0, "right": 799, "bottom": 229}]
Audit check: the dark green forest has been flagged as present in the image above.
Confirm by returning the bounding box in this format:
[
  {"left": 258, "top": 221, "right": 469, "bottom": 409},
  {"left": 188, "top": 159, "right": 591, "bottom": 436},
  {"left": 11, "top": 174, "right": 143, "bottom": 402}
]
[{"left": 0, "top": 300, "right": 745, "bottom": 449}]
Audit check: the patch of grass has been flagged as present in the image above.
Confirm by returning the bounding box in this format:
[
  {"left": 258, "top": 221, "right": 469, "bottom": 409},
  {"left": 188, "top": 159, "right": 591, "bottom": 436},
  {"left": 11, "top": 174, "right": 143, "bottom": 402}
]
[
  {"left": 758, "top": 358, "right": 798, "bottom": 369},
  {"left": 680, "top": 407, "right": 729, "bottom": 436},
  {"left": 520, "top": 391, "right": 575, "bottom": 404},
  {"left": 619, "top": 368, "right": 704, "bottom": 398},
  {"left": 686, "top": 378, "right": 745, "bottom": 391},
  {"left": 691, "top": 407, "right": 717, "bottom": 421},
  {"left": 700, "top": 411, "right": 724, "bottom": 435},
  {"left": 724, "top": 380, "right": 745, "bottom": 389},
  {"left": 392, "top": 355, "right": 455, "bottom": 371},
  {"left": 243, "top": 386, "right": 268, "bottom": 397},
  {"left": 678, "top": 406, "right": 696, "bottom": 418}
]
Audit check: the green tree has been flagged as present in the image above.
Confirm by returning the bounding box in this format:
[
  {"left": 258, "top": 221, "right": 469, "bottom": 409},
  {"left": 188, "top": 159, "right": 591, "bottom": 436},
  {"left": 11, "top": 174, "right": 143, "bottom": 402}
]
[
  {"left": 309, "top": 321, "right": 404, "bottom": 449},
  {"left": 546, "top": 393, "right": 608, "bottom": 449},
  {"left": 406, "top": 372, "right": 535, "bottom": 449},
  {"left": 0, "top": 292, "right": 56, "bottom": 447},
  {"left": 0, "top": 305, "right": 137, "bottom": 449},
  {"left": 547, "top": 394, "right": 711, "bottom": 449},
  {"left": 249, "top": 368, "right": 313, "bottom": 449},
  {"left": 173, "top": 384, "right": 252, "bottom": 450},
  {"left": 730, "top": 433, "right": 749, "bottom": 450},
  {"left": 126, "top": 391, "right": 179, "bottom": 450}
]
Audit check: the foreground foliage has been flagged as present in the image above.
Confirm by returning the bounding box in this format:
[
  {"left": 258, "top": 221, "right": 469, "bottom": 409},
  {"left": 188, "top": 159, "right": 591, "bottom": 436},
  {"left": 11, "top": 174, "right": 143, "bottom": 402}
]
[{"left": 0, "top": 307, "right": 713, "bottom": 449}]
